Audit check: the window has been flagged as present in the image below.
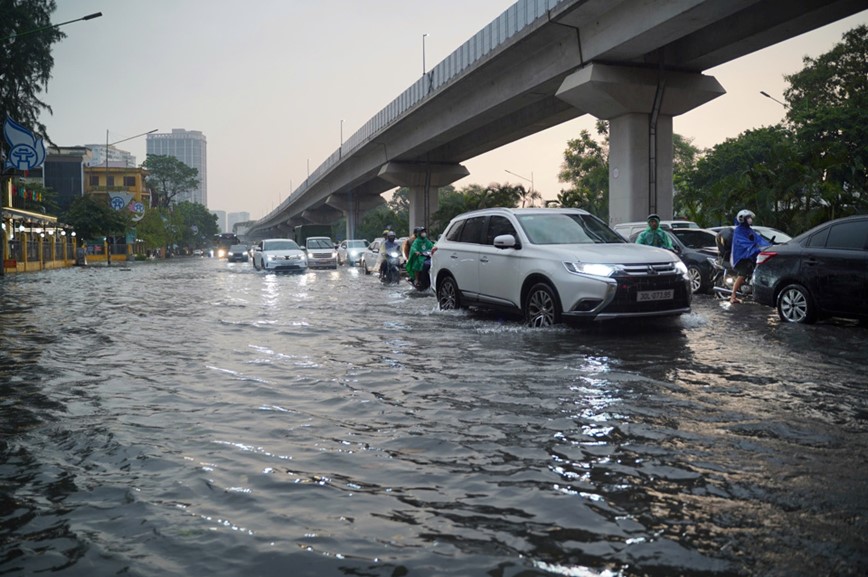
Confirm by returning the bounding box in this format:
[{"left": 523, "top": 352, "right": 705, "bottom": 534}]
[
  {"left": 807, "top": 228, "right": 830, "bottom": 248},
  {"left": 826, "top": 221, "right": 867, "bottom": 250},
  {"left": 123, "top": 176, "right": 135, "bottom": 187},
  {"left": 457, "top": 216, "right": 485, "bottom": 243},
  {"left": 485, "top": 216, "right": 516, "bottom": 244},
  {"left": 444, "top": 220, "right": 465, "bottom": 242},
  {"left": 106, "top": 176, "right": 114, "bottom": 187},
  {"left": 89, "top": 175, "right": 99, "bottom": 186}
]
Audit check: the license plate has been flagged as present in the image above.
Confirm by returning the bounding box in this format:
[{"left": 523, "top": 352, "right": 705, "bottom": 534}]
[{"left": 637, "top": 289, "right": 674, "bottom": 302}]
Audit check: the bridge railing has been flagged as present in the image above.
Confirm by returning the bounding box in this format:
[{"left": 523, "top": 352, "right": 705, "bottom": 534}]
[{"left": 268, "top": 0, "right": 565, "bottom": 223}]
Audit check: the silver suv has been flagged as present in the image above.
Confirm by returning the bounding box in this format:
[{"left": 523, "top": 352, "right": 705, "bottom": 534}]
[{"left": 430, "top": 208, "right": 691, "bottom": 326}]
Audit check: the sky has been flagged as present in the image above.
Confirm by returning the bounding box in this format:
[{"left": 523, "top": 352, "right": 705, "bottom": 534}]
[{"left": 39, "top": 1, "right": 867, "bottom": 221}]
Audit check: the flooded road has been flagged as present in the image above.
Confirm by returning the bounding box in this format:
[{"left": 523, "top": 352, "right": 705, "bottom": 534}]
[{"left": 2, "top": 258, "right": 866, "bottom": 577}]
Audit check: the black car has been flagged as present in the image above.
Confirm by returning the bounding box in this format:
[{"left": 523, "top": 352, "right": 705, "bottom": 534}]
[
  {"left": 630, "top": 228, "right": 718, "bottom": 294},
  {"left": 753, "top": 215, "right": 868, "bottom": 324},
  {"left": 226, "top": 244, "right": 249, "bottom": 263}
]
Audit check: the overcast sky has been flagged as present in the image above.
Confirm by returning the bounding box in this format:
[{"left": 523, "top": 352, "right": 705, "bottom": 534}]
[{"left": 39, "top": 1, "right": 866, "bottom": 220}]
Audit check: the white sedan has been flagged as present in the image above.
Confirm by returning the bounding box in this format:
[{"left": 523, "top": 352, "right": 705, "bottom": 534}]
[{"left": 251, "top": 239, "right": 308, "bottom": 273}]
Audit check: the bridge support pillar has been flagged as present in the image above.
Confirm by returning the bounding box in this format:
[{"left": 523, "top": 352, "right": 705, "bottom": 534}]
[
  {"left": 326, "top": 192, "right": 385, "bottom": 240},
  {"left": 556, "top": 63, "right": 725, "bottom": 226},
  {"left": 378, "top": 162, "right": 469, "bottom": 234}
]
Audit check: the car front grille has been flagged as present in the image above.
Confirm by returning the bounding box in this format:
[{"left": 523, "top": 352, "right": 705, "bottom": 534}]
[{"left": 602, "top": 270, "right": 690, "bottom": 313}]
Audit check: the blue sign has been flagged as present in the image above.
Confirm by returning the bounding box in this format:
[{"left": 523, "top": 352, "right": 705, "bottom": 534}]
[{"left": 3, "top": 117, "right": 46, "bottom": 171}]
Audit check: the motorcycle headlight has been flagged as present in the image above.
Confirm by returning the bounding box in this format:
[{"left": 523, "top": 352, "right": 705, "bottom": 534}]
[{"left": 563, "top": 262, "right": 618, "bottom": 278}]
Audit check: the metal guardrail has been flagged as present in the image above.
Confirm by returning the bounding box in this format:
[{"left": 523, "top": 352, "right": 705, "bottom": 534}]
[{"left": 260, "top": 0, "right": 566, "bottom": 224}]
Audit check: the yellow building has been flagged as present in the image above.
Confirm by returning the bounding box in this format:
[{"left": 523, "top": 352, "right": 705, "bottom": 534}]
[{"left": 84, "top": 163, "right": 150, "bottom": 258}]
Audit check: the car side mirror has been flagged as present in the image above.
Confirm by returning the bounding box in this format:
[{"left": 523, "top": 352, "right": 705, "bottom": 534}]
[{"left": 493, "top": 234, "right": 520, "bottom": 249}]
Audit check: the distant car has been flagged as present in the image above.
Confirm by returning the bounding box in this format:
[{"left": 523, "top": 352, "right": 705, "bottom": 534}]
[
  {"left": 192, "top": 249, "right": 205, "bottom": 257},
  {"left": 305, "top": 236, "right": 338, "bottom": 269},
  {"left": 708, "top": 225, "right": 792, "bottom": 244},
  {"left": 251, "top": 239, "right": 308, "bottom": 273},
  {"left": 629, "top": 228, "right": 718, "bottom": 294},
  {"left": 337, "top": 239, "right": 368, "bottom": 266},
  {"left": 360, "top": 239, "right": 382, "bottom": 275},
  {"left": 431, "top": 207, "right": 691, "bottom": 326},
  {"left": 226, "top": 244, "right": 248, "bottom": 262},
  {"left": 613, "top": 219, "right": 699, "bottom": 240},
  {"left": 752, "top": 215, "right": 868, "bottom": 324}
]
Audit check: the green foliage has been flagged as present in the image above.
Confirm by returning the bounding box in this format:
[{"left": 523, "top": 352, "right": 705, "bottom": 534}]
[
  {"left": 64, "top": 195, "right": 131, "bottom": 241},
  {"left": 142, "top": 155, "right": 200, "bottom": 208},
  {"left": 0, "top": 0, "right": 63, "bottom": 148},
  {"left": 557, "top": 122, "right": 609, "bottom": 219}
]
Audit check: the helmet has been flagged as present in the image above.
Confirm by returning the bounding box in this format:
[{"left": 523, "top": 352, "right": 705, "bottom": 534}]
[
  {"left": 413, "top": 226, "right": 424, "bottom": 235},
  {"left": 387, "top": 231, "right": 396, "bottom": 239},
  {"left": 382, "top": 229, "right": 391, "bottom": 237},
  {"left": 647, "top": 213, "right": 660, "bottom": 223},
  {"left": 736, "top": 209, "right": 755, "bottom": 224}
]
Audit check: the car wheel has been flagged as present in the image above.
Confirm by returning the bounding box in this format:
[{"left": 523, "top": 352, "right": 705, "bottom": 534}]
[
  {"left": 687, "top": 265, "right": 703, "bottom": 294},
  {"left": 777, "top": 284, "right": 817, "bottom": 324},
  {"left": 524, "top": 283, "right": 561, "bottom": 327},
  {"left": 363, "top": 259, "right": 370, "bottom": 275},
  {"left": 437, "top": 275, "right": 461, "bottom": 310},
  {"left": 253, "top": 258, "right": 261, "bottom": 271}
]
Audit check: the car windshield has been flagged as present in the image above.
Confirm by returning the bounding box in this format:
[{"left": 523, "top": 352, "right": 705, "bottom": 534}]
[
  {"left": 517, "top": 213, "right": 625, "bottom": 244},
  {"left": 265, "top": 240, "right": 299, "bottom": 251},
  {"left": 307, "top": 239, "right": 332, "bottom": 249},
  {"left": 348, "top": 240, "right": 366, "bottom": 248},
  {"left": 229, "top": 244, "right": 246, "bottom": 251},
  {"left": 671, "top": 230, "right": 717, "bottom": 248}
]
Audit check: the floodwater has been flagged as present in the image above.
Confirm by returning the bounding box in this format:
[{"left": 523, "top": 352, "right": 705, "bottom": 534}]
[{"left": 1, "top": 258, "right": 866, "bottom": 577}]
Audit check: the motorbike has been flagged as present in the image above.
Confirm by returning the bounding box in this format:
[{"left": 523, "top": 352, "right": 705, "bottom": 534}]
[
  {"left": 380, "top": 251, "right": 402, "bottom": 285},
  {"left": 711, "top": 257, "right": 753, "bottom": 301},
  {"left": 411, "top": 250, "right": 432, "bottom": 291}
]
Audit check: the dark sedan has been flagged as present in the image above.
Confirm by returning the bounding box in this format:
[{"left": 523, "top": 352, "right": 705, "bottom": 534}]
[
  {"left": 753, "top": 215, "right": 868, "bottom": 324},
  {"left": 630, "top": 228, "right": 718, "bottom": 294}
]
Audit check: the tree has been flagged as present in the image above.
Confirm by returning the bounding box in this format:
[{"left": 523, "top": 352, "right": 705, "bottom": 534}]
[
  {"left": 142, "top": 154, "right": 199, "bottom": 208},
  {"left": 171, "top": 202, "right": 219, "bottom": 249},
  {"left": 784, "top": 24, "right": 867, "bottom": 222},
  {"left": 557, "top": 121, "right": 609, "bottom": 219},
  {"left": 64, "top": 194, "right": 131, "bottom": 242},
  {"left": 0, "top": 0, "right": 64, "bottom": 151}
]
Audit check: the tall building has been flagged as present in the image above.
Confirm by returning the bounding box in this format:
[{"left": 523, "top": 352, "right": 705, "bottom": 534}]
[
  {"left": 228, "top": 211, "right": 250, "bottom": 234},
  {"left": 84, "top": 144, "right": 136, "bottom": 168},
  {"left": 146, "top": 129, "right": 207, "bottom": 206}
]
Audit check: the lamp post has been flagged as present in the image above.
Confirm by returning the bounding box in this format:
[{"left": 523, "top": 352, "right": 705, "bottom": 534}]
[
  {"left": 760, "top": 90, "right": 786, "bottom": 107},
  {"left": 1, "top": 11, "right": 102, "bottom": 43},
  {"left": 104, "top": 128, "right": 157, "bottom": 266},
  {"left": 422, "top": 33, "right": 428, "bottom": 77},
  {"left": 504, "top": 169, "right": 535, "bottom": 206},
  {"left": 340, "top": 119, "right": 344, "bottom": 158}
]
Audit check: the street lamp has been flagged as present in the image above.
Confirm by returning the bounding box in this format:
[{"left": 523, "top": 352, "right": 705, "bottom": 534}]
[
  {"left": 760, "top": 91, "right": 786, "bottom": 107},
  {"left": 1, "top": 12, "right": 102, "bottom": 43},
  {"left": 422, "top": 33, "right": 428, "bottom": 77},
  {"left": 104, "top": 128, "right": 158, "bottom": 266},
  {"left": 505, "top": 169, "right": 536, "bottom": 207}
]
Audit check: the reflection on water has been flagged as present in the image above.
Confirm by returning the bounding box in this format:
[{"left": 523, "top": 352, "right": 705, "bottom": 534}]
[{"left": 1, "top": 260, "right": 866, "bottom": 577}]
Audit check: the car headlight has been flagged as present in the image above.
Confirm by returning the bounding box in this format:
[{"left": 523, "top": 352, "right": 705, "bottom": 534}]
[
  {"left": 674, "top": 260, "right": 689, "bottom": 277},
  {"left": 563, "top": 262, "right": 618, "bottom": 278}
]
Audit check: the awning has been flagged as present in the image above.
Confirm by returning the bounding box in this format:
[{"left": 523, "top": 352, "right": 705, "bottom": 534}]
[{"left": 1, "top": 206, "right": 58, "bottom": 225}]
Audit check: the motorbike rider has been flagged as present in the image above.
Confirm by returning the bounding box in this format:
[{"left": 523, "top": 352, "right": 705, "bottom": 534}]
[
  {"left": 377, "top": 230, "right": 400, "bottom": 278},
  {"left": 402, "top": 227, "right": 420, "bottom": 262},
  {"left": 406, "top": 226, "right": 434, "bottom": 287},
  {"left": 635, "top": 214, "right": 673, "bottom": 249},
  {"left": 729, "top": 209, "right": 770, "bottom": 304}
]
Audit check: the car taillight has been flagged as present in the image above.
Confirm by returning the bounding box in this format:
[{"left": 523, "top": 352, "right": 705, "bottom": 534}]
[{"left": 756, "top": 250, "right": 777, "bottom": 265}]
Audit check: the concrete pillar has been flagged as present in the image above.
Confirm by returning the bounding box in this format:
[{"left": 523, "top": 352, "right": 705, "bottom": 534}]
[
  {"left": 326, "top": 192, "right": 385, "bottom": 240},
  {"left": 378, "top": 162, "right": 469, "bottom": 234},
  {"left": 556, "top": 63, "right": 725, "bottom": 226}
]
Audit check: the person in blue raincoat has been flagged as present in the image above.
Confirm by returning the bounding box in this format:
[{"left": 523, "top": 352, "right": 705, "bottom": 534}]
[{"left": 729, "top": 209, "right": 770, "bottom": 303}]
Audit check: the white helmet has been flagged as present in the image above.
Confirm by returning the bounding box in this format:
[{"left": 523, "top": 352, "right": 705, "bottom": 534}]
[{"left": 736, "top": 209, "right": 755, "bottom": 224}]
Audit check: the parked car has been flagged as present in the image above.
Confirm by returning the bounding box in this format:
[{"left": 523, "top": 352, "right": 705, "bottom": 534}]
[
  {"left": 226, "top": 244, "right": 249, "bottom": 262},
  {"left": 613, "top": 219, "right": 699, "bottom": 240},
  {"left": 337, "top": 239, "right": 368, "bottom": 266},
  {"left": 251, "top": 239, "right": 308, "bottom": 273},
  {"left": 304, "top": 236, "right": 338, "bottom": 269},
  {"left": 708, "top": 225, "right": 792, "bottom": 244},
  {"left": 629, "top": 228, "right": 719, "bottom": 294},
  {"left": 431, "top": 207, "right": 691, "bottom": 326},
  {"left": 752, "top": 215, "right": 868, "bottom": 324}
]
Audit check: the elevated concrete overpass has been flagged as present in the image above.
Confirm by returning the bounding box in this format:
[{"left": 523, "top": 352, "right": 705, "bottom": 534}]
[{"left": 248, "top": 0, "right": 865, "bottom": 240}]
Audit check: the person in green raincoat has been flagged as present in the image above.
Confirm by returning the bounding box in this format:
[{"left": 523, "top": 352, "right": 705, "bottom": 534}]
[
  {"left": 406, "top": 226, "right": 434, "bottom": 286},
  {"left": 635, "top": 214, "right": 673, "bottom": 249}
]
